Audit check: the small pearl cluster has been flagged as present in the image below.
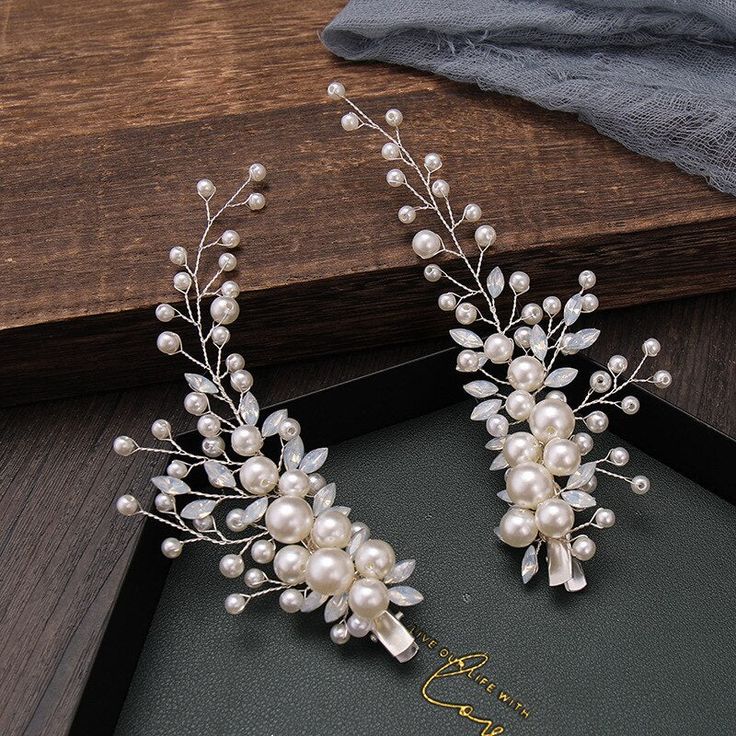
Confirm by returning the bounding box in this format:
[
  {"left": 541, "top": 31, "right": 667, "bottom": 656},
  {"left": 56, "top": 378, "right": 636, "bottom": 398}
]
[
  {"left": 114, "top": 170, "right": 422, "bottom": 653},
  {"left": 330, "top": 84, "right": 672, "bottom": 591}
]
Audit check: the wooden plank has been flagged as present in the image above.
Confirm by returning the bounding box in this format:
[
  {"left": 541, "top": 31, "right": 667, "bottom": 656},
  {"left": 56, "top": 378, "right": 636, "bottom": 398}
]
[{"left": 1, "top": 0, "right": 736, "bottom": 402}]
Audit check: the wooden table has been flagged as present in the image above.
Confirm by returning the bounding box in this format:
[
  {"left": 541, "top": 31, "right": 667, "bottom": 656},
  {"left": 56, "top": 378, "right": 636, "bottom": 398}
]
[{"left": 1, "top": 2, "right": 735, "bottom": 735}]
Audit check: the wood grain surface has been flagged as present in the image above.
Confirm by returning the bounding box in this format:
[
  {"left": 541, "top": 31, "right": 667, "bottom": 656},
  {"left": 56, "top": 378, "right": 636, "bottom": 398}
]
[{"left": 2, "top": 0, "right": 736, "bottom": 403}]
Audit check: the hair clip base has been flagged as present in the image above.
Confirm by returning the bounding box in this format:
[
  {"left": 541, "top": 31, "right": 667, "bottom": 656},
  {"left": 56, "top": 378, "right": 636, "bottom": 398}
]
[{"left": 371, "top": 610, "right": 419, "bottom": 662}]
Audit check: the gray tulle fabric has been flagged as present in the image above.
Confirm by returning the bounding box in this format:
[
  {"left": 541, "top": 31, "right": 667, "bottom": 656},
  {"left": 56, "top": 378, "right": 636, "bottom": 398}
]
[{"left": 322, "top": 0, "right": 736, "bottom": 196}]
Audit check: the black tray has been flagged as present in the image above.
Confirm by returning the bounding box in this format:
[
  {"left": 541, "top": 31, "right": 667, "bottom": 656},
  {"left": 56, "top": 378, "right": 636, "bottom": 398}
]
[{"left": 72, "top": 349, "right": 736, "bottom": 736}]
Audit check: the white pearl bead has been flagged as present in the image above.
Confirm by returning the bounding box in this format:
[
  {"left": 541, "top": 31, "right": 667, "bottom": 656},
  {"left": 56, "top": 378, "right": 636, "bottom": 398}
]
[
  {"left": 184, "top": 391, "right": 208, "bottom": 415},
  {"left": 463, "top": 203, "right": 482, "bottom": 222},
  {"left": 278, "top": 469, "right": 310, "bottom": 497},
  {"left": 341, "top": 112, "right": 360, "bottom": 131},
  {"left": 279, "top": 588, "right": 304, "bottom": 613},
  {"left": 219, "top": 553, "right": 245, "bottom": 578},
  {"left": 514, "top": 326, "right": 532, "bottom": 349},
  {"left": 226, "top": 508, "right": 247, "bottom": 532},
  {"left": 167, "top": 460, "right": 188, "bottom": 478},
  {"left": 398, "top": 205, "right": 416, "bottom": 224},
  {"left": 474, "top": 225, "right": 496, "bottom": 248},
  {"left": 528, "top": 399, "right": 576, "bottom": 443},
  {"left": 219, "top": 281, "right": 240, "bottom": 300},
  {"left": 157, "top": 331, "right": 181, "bottom": 355},
  {"left": 330, "top": 622, "right": 351, "bottom": 645},
  {"left": 581, "top": 475, "right": 598, "bottom": 492},
  {"left": 535, "top": 498, "right": 575, "bottom": 538},
  {"left": 249, "top": 162, "right": 267, "bottom": 182},
  {"left": 521, "top": 303, "right": 543, "bottom": 325},
  {"left": 202, "top": 437, "right": 225, "bottom": 457},
  {"left": 211, "top": 326, "right": 230, "bottom": 346},
  {"left": 305, "top": 547, "right": 354, "bottom": 595},
  {"left": 509, "top": 271, "right": 530, "bottom": 294},
  {"left": 327, "top": 81, "right": 345, "bottom": 100},
  {"left": 219, "top": 253, "right": 237, "bottom": 271},
  {"left": 348, "top": 579, "right": 389, "bottom": 619},
  {"left": 155, "top": 493, "right": 174, "bottom": 512},
  {"left": 210, "top": 296, "right": 240, "bottom": 325},
  {"left": 381, "top": 142, "right": 401, "bottom": 161},
  {"left": 251, "top": 539, "right": 276, "bottom": 564},
  {"left": 244, "top": 567, "right": 266, "bottom": 589},
  {"left": 169, "top": 246, "right": 187, "bottom": 266},
  {"left": 354, "top": 539, "right": 396, "bottom": 579},
  {"left": 156, "top": 303, "right": 175, "bottom": 322},
  {"left": 608, "top": 354, "right": 628, "bottom": 374},
  {"left": 221, "top": 229, "right": 240, "bottom": 248},
  {"left": 507, "top": 356, "right": 546, "bottom": 392},
  {"left": 265, "top": 497, "right": 314, "bottom": 544},
  {"left": 226, "top": 353, "right": 245, "bottom": 373},
  {"left": 273, "top": 545, "right": 310, "bottom": 584},
  {"left": 173, "top": 271, "right": 192, "bottom": 291},
  {"left": 543, "top": 296, "right": 561, "bottom": 316},
  {"left": 431, "top": 179, "right": 449, "bottom": 198},
  {"left": 196, "top": 179, "right": 215, "bottom": 199},
  {"left": 351, "top": 521, "right": 370, "bottom": 538},
  {"left": 309, "top": 473, "right": 327, "bottom": 493},
  {"left": 412, "top": 229, "right": 442, "bottom": 259},
  {"left": 486, "top": 414, "right": 509, "bottom": 437},
  {"left": 498, "top": 507, "right": 538, "bottom": 547},
  {"left": 643, "top": 338, "right": 661, "bottom": 357},
  {"left": 572, "top": 535, "right": 596, "bottom": 561},
  {"left": 621, "top": 395, "right": 640, "bottom": 414},
  {"left": 386, "top": 168, "right": 405, "bottom": 187},
  {"left": 278, "top": 418, "right": 301, "bottom": 440},
  {"left": 572, "top": 432, "right": 594, "bottom": 455},
  {"left": 506, "top": 462, "right": 554, "bottom": 508},
  {"left": 347, "top": 614, "right": 371, "bottom": 638},
  {"left": 545, "top": 390, "right": 566, "bottom": 403},
  {"left": 246, "top": 192, "right": 265, "bottom": 211},
  {"left": 312, "top": 509, "right": 353, "bottom": 548},
  {"left": 230, "top": 369, "right": 254, "bottom": 393},
  {"left": 584, "top": 410, "right": 609, "bottom": 433},
  {"left": 161, "top": 537, "right": 183, "bottom": 558},
  {"left": 385, "top": 108, "right": 403, "bottom": 127},
  {"left": 484, "top": 333, "right": 514, "bottom": 364},
  {"left": 581, "top": 293, "right": 599, "bottom": 313},
  {"left": 424, "top": 152, "right": 442, "bottom": 172},
  {"left": 197, "top": 413, "right": 221, "bottom": 438},
  {"left": 225, "top": 593, "right": 247, "bottom": 615},
  {"left": 239, "top": 456, "right": 279, "bottom": 494},
  {"left": 609, "top": 447, "right": 630, "bottom": 466},
  {"left": 424, "top": 264, "right": 442, "bottom": 282},
  {"left": 231, "top": 425, "right": 263, "bottom": 456},
  {"left": 455, "top": 302, "right": 477, "bottom": 325},
  {"left": 653, "top": 370, "right": 672, "bottom": 389},
  {"left": 438, "top": 293, "right": 457, "bottom": 311},
  {"left": 542, "top": 438, "right": 581, "bottom": 476},
  {"left": 113, "top": 436, "right": 137, "bottom": 456},
  {"left": 631, "top": 475, "right": 650, "bottom": 494},
  {"left": 456, "top": 349, "right": 480, "bottom": 372},
  {"left": 116, "top": 494, "right": 139, "bottom": 515},
  {"left": 596, "top": 508, "right": 616, "bottom": 527},
  {"left": 502, "top": 432, "right": 542, "bottom": 467},
  {"left": 578, "top": 270, "right": 596, "bottom": 289},
  {"left": 590, "top": 370, "right": 612, "bottom": 393},
  {"left": 505, "top": 390, "right": 535, "bottom": 421}
]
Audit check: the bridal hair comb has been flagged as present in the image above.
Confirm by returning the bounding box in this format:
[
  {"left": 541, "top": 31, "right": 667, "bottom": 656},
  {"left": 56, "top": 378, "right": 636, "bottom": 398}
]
[
  {"left": 113, "top": 168, "right": 421, "bottom": 660},
  {"left": 328, "top": 82, "right": 672, "bottom": 591}
]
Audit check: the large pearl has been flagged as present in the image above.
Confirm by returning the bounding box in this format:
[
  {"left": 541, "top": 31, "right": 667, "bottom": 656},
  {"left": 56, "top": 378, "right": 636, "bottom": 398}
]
[
  {"left": 484, "top": 333, "right": 514, "bottom": 364},
  {"left": 231, "top": 425, "right": 263, "bottom": 456},
  {"left": 542, "top": 438, "right": 581, "bottom": 476},
  {"left": 353, "top": 539, "right": 396, "bottom": 579},
  {"left": 528, "top": 399, "right": 576, "bottom": 443},
  {"left": 535, "top": 499, "right": 575, "bottom": 538},
  {"left": 210, "top": 296, "right": 240, "bottom": 325},
  {"left": 311, "top": 510, "right": 352, "bottom": 548},
  {"left": 412, "top": 229, "right": 442, "bottom": 259},
  {"left": 273, "top": 544, "right": 310, "bottom": 585},
  {"left": 305, "top": 548, "right": 354, "bottom": 595},
  {"left": 507, "top": 356, "right": 545, "bottom": 391},
  {"left": 348, "top": 579, "right": 389, "bottom": 619},
  {"left": 265, "top": 497, "right": 313, "bottom": 544},
  {"left": 239, "top": 456, "right": 279, "bottom": 494},
  {"left": 278, "top": 469, "right": 310, "bottom": 497},
  {"left": 498, "top": 507, "right": 538, "bottom": 547},
  {"left": 502, "top": 432, "right": 542, "bottom": 467},
  {"left": 505, "top": 390, "right": 535, "bottom": 420},
  {"left": 506, "top": 462, "right": 554, "bottom": 509}
]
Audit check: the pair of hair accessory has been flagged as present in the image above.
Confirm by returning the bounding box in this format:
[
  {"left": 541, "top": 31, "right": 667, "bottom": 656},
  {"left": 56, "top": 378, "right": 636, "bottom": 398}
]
[{"left": 328, "top": 81, "right": 672, "bottom": 591}]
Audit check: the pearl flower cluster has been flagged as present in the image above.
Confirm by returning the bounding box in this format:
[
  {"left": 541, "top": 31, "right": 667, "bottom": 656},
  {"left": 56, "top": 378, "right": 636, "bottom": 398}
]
[
  {"left": 114, "top": 170, "right": 422, "bottom": 654},
  {"left": 330, "top": 82, "right": 672, "bottom": 591}
]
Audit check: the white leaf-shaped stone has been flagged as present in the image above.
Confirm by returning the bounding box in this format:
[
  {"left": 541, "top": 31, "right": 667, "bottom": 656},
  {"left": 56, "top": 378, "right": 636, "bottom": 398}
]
[
  {"left": 332, "top": 506, "right": 351, "bottom": 516},
  {"left": 561, "top": 490, "right": 597, "bottom": 509},
  {"left": 449, "top": 328, "right": 483, "bottom": 349},
  {"left": 497, "top": 489, "right": 512, "bottom": 503},
  {"left": 347, "top": 527, "right": 369, "bottom": 556},
  {"left": 544, "top": 367, "right": 578, "bottom": 388},
  {"left": 567, "top": 328, "right": 600, "bottom": 351},
  {"left": 242, "top": 497, "right": 269, "bottom": 526},
  {"left": 241, "top": 392, "right": 259, "bottom": 426},
  {"left": 566, "top": 461, "right": 597, "bottom": 490},
  {"left": 463, "top": 380, "right": 498, "bottom": 398},
  {"left": 313, "top": 483, "right": 336, "bottom": 516},
  {"left": 299, "top": 447, "right": 328, "bottom": 474},
  {"left": 151, "top": 476, "right": 190, "bottom": 495},
  {"left": 546, "top": 538, "right": 573, "bottom": 586},
  {"left": 564, "top": 558, "right": 588, "bottom": 592},
  {"left": 204, "top": 461, "right": 236, "bottom": 489},
  {"left": 180, "top": 498, "right": 218, "bottom": 520},
  {"left": 261, "top": 409, "right": 288, "bottom": 437},
  {"left": 384, "top": 559, "right": 416, "bottom": 585},
  {"left": 184, "top": 373, "right": 218, "bottom": 395},
  {"left": 301, "top": 591, "right": 328, "bottom": 613},
  {"left": 486, "top": 437, "right": 505, "bottom": 451},
  {"left": 490, "top": 454, "right": 509, "bottom": 471},
  {"left": 487, "top": 266, "right": 504, "bottom": 298},
  {"left": 470, "top": 399, "right": 502, "bottom": 421},
  {"left": 388, "top": 586, "right": 424, "bottom": 606},
  {"left": 283, "top": 437, "right": 304, "bottom": 470},
  {"left": 521, "top": 544, "right": 539, "bottom": 584},
  {"left": 564, "top": 295, "right": 583, "bottom": 326},
  {"left": 324, "top": 593, "right": 348, "bottom": 623},
  {"left": 530, "top": 324, "right": 548, "bottom": 361}
]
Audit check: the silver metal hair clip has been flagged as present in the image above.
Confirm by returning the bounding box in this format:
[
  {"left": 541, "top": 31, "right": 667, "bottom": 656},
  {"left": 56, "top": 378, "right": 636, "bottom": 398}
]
[
  {"left": 113, "top": 167, "right": 421, "bottom": 660},
  {"left": 329, "top": 81, "right": 673, "bottom": 591}
]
